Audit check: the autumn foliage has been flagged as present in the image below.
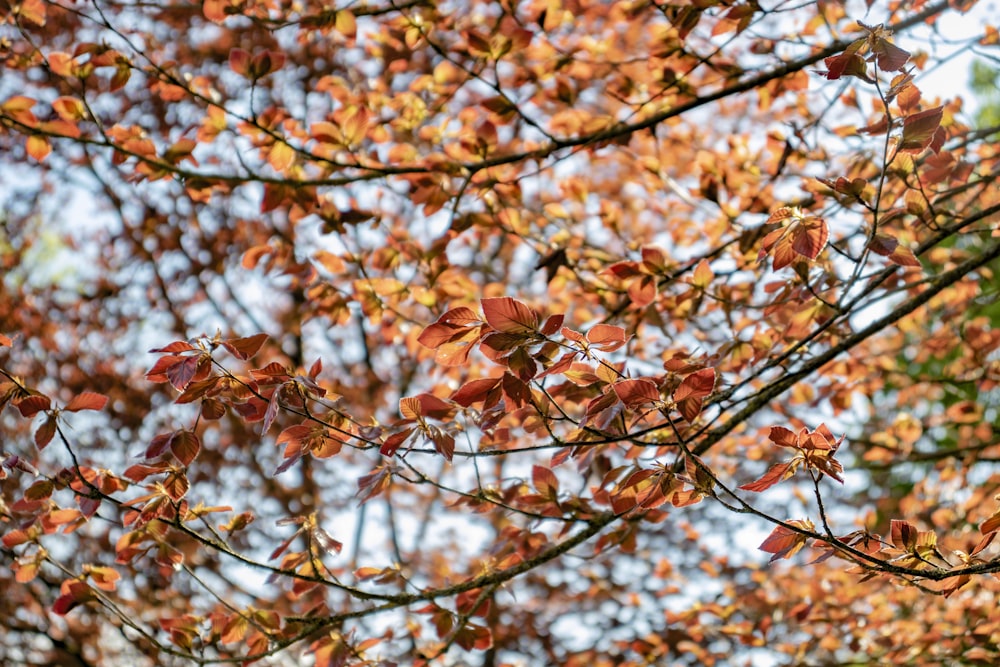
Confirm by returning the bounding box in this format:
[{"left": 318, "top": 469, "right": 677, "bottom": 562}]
[{"left": 2, "top": 0, "right": 1000, "bottom": 664}]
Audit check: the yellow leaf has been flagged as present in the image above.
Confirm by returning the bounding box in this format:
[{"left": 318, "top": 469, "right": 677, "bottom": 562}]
[
  {"left": 268, "top": 141, "right": 295, "bottom": 172},
  {"left": 26, "top": 135, "right": 51, "bottom": 161}
]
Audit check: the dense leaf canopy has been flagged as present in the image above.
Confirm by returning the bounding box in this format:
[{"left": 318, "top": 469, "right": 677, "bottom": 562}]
[{"left": 1, "top": 0, "right": 999, "bottom": 665}]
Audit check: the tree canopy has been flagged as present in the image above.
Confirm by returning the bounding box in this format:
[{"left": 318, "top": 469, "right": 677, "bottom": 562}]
[{"left": 2, "top": 0, "right": 1000, "bottom": 665}]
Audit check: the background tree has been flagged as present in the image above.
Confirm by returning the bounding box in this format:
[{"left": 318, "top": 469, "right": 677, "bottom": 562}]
[
  {"left": 970, "top": 59, "right": 999, "bottom": 128},
  {"left": 1, "top": 0, "right": 999, "bottom": 665}
]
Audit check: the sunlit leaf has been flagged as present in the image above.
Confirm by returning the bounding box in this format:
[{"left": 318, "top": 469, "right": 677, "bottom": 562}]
[{"left": 481, "top": 297, "right": 539, "bottom": 334}]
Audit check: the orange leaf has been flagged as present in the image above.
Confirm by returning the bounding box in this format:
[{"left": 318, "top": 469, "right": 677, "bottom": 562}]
[
  {"left": 417, "top": 321, "right": 467, "bottom": 349},
  {"left": 768, "top": 426, "right": 799, "bottom": 448},
  {"left": 268, "top": 141, "right": 295, "bottom": 172},
  {"left": 627, "top": 275, "right": 657, "bottom": 307},
  {"left": 532, "top": 465, "right": 559, "bottom": 496},
  {"left": 586, "top": 324, "right": 628, "bottom": 351},
  {"left": 890, "top": 519, "right": 917, "bottom": 550},
  {"left": 739, "top": 460, "right": 797, "bottom": 492},
  {"left": 26, "top": 135, "right": 51, "bottom": 161},
  {"left": 17, "top": 0, "right": 47, "bottom": 26},
  {"left": 65, "top": 392, "right": 109, "bottom": 412},
  {"left": 52, "top": 96, "right": 86, "bottom": 121},
  {"left": 759, "top": 519, "right": 814, "bottom": 562},
  {"left": 981, "top": 512, "right": 1000, "bottom": 535},
  {"left": 690, "top": 259, "right": 713, "bottom": 289},
  {"left": 481, "top": 297, "right": 539, "bottom": 334}
]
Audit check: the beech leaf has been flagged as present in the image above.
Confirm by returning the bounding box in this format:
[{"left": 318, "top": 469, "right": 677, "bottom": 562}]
[
  {"left": 612, "top": 378, "right": 661, "bottom": 407},
  {"left": 900, "top": 107, "right": 943, "bottom": 153},
  {"left": 65, "top": 392, "right": 109, "bottom": 412},
  {"left": 481, "top": 297, "right": 539, "bottom": 334}
]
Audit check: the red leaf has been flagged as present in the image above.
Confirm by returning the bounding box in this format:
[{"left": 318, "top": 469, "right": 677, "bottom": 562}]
[
  {"left": 145, "top": 354, "right": 184, "bottom": 382},
  {"left": 676, "top": 397, "right": 704, "bottom": 423},
  {"left": 380, "top": 427, "right": 414, "bottom": 457},
  {"left": 481, "top": 297, "right": 539, "bottom": 334},
  {"left": 52, "top": 593, "right": 83, "bottom": 616},
  {"left": 145, "top": 433, "right": 173, "bottom": 460},
  {"left": 52, "top": 581, "right": 93, "bottom": 616},
  {"left": 430, "top": 429, "right": 455, "bottom": 460},
  {"left": 673, "top": 368, "right": 716, "bottom": 402},
  {"left": 65, "top": 392, "right": 109, "bottom": 412},
  {"left": 2, "top": 528, "right": 35, "bottom": 548},
  {"left": 276, "top": 424, "right": 312, "bottom": 449},
  {"left": 166, "top": 355, "right": 203, "bottom": 391},
  {"left": 867, "top": 233, "right": 898, "bottom": 257},
  {"left": 874, "top": 38, "right": 910, "bottom": 72},
  {"left": 532, "top": 465, "right": 559, "bottom": 496},
  {"left": 823, "top": 51, "right": 868, "bottom": 80},
  {"left": 400, "top": 393, "right": 455, "bottom": 420},
  {"left": 262, "top": 392, "right": 281, "bottom": 432},
  {"left": 170, "top": 431, "right": 201, "bottom": 466},
  {"left": 454, "top": 622, "right": 493, "bottom": 651},
  {"left": 221, "top": 333, "right": 268, "bottom": 360},
  {"left": 739, "top": 461, "right": 796, "bottom": 492},
  {"left": 123, "top": 462, "right": 169, "bottom": 482},
  {"left": 627, "top": 275, "right": 657, "bottom": 307},
  {"left": 176, "top": 376, "right": 221, "bottom": 404},
  {"left": 16, "top": 395, "right": 51, "bottom": 418},
  {"left": 759, "top": 521, "right": 812, "bottom": 562},
  {"left": 540, "top": 313, "right": 565, "bottom": 336},
  {"left": 900, "top": 107, "right": 943, "bottom": 153},
  {"left": 789, "top": 218, "right": 828, "bottom": 260},
  {"left": 612, "top": 379, "right": 660, "bottom": 407},
  {"left": 229, "top": 48, "right": 250, "bottom": 76},
  {"left": 162, "top": 471, "right": 189, "bottom": 501},
  {"left": 452, "top": 377, "right": 502, "bottom": 406},
  {"left": 150, "top": 341, "right": 197, "bottom": 353},
  {"left": 251, "top": 362, "right": 291, "bottom": 382}
]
